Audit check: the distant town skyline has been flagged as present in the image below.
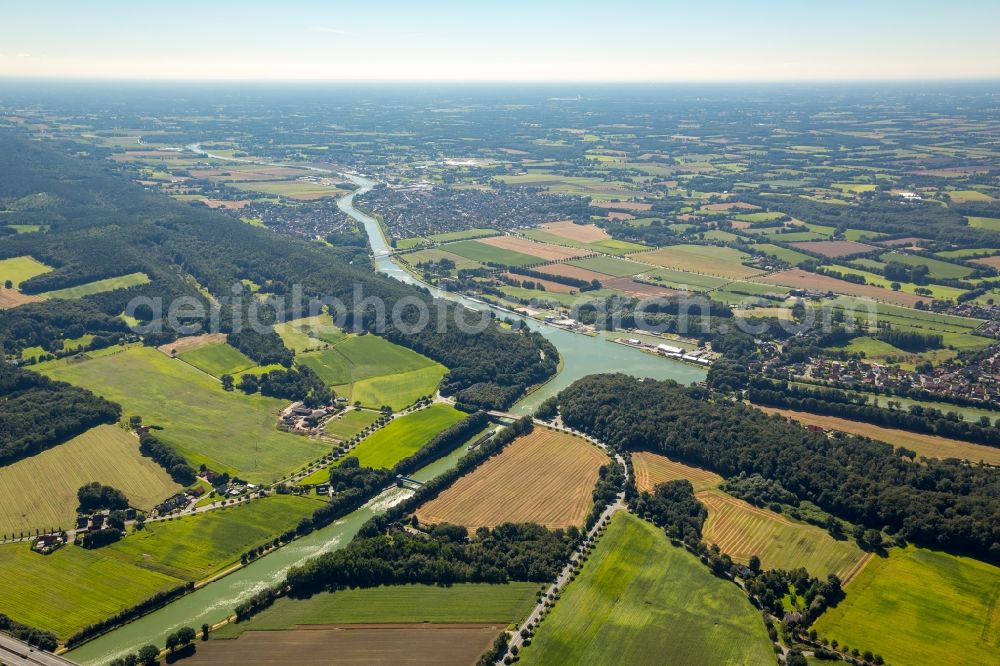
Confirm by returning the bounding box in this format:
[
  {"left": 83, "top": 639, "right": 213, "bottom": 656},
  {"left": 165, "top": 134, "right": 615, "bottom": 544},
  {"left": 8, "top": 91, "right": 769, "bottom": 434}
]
[{"left": 1, "top": 0, "right": 998, "bottom": 82}]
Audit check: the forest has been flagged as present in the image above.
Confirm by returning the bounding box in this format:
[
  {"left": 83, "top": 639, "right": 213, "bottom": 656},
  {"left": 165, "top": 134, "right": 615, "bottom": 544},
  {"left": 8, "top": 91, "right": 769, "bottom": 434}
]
[
  {"left": 557, "top": 374, "right": 1000, "bottom": 562},
  {"left": 0, "top": 363, "right": 122, "bottom": 465}
]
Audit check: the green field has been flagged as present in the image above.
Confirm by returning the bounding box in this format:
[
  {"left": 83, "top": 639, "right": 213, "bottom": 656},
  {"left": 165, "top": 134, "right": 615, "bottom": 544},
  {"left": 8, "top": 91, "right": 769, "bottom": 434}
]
[
  {"left": 633, "top": 245, "right": 763, "bottom": 279},
  {"left": 400, "top": 247, "right": 484, "bottom": 271},
  {"left": 521, "top": 513, "right": 774, "bottom": 665},
  {"left": 397, "top": 227, "right": 499, "bottom": 249},
  {"left": 0, "top": 541, "right": 184, "bottom": 639},
  {"left": 323, "top": 408, "right": 382, "bottom": 440},
  {"left": 734, "top": 211, "right": 786, "bottom": 222},
  {"left": 215, "top": 583, "right": 539, "bottom": 637},
  {"left": 967, "top": 216, "right": 1000, "bottom": 231},
  {"left": 880, "top": 251, "right": 974, "bottom": 279},
  {"left": 346, "top": 404, "right": 465, "bottom": 469},
  {"left": 444, "top": 239, "right": 541, "bottom": 267},
  {"left": 0, "top": 425, "right": 182, "bottom": 536},
  {"left": 178, "top": 342, "right": 256, "bottom": 378},
  {"left": 640, "top": 267, "right": 730, "bottom": 291},
  {"left": 38, "top": 347, "right": 328, "bottom": 482},
  {"left": 567, "top": 255, "right": 644, "bottom": 277},
  {"left": 273, "top": 314, "right": 347, "bottom": 353},
  {"left": 522, "top": 229, "right": 647, "bottom": 255},
  {"left": 295, "top": 332, "right": 446, "bottom": 409},
  {"left": 107, "top": 495, "right": 323, "bottom": 581},
  {"left": 0, "top": 255, "right": 53, "bottom": 287},
  {"left": 40, "top": 272, "right": 150, "bottom": 299},
  {"left": 6, "top": 224, "right": 44, "bottom": 234},
  {"left": 814, "top": 546, "right": 1000, "bottom": 666},
  {"left": 820, "top": 264, "right": 967, "bottom": 302}
]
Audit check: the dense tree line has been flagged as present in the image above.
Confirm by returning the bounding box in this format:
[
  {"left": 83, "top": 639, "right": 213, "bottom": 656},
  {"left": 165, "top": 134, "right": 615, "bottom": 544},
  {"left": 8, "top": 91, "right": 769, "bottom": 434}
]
[
  {"left": 81, "top": 527, "right": 123, "bottom": 549},
  {"left": 558, "top": 374, "right": 1000, "bottom": 562},
  {"left": 504, "top": 265, "right": 601, "bottom": 290},
  {"left": 138, "top": 432, "right": 197, "bottom": 485},
  {"left": 226, "top": 330, "right": 293, "bottom": 367},
  {"left": 292, "top": 457, "right": 395, "bottom": 537},
  {"left": 0, "top": 613, "right": 58, "bottom": 652},
  {"left": 874, "top": 327, "right": 942, "bottom": 352},
  {"left": 632, "top": 479, "right": 707, "bottom": 546},
  {"left": 65, "top": 583, "right": 194, "bottom": 648},
  {"left": 721, "top": 472, "right": 799, "bottom": 509},
  {"left": 77, "top": 481, "right": 129, "bottom": 513},
  {"left": 585, "top": 461, "right": 625, "bottom": 530},
  {"left": 748, "top": 379, "right": 1000, "bottom": 447},
  {"left": 243, "top": 366, "right": 331, "bottom": 407},
  {"left": 287, "top": 520, "right": 576, "bottom": 597},
  {"left": 0, "top": 363, "right": 121, "bottom": 466}
]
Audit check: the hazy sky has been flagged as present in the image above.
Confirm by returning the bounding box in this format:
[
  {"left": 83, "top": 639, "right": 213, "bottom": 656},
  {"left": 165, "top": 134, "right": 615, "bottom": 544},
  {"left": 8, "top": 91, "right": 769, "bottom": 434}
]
[{"left": 1, "top": 0, "right": 998, "bottom": 81}]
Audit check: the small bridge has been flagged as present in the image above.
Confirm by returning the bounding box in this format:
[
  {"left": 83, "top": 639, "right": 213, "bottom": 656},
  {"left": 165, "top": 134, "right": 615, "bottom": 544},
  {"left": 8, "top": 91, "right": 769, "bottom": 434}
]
[{"left": 396, "top": 474, "right": 424, "bottom": 488}]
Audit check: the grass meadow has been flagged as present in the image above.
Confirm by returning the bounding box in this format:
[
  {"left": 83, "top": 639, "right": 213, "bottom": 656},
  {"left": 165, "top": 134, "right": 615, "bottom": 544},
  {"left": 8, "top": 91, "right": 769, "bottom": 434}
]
[
  {"left": 178, "top": 342, "right": 256, "bottom": 378},
  {"left": 520, "top": 513, "right": 774, "bottom": 665},
  {"left": 38, "top": 346, "right": 329, "bottom": 482},
  {"left": 215, "top": 583, "right": 539, "bottom": 637},
  {"left": 0, "top": 541, "right": 184, "bottom": 639},
  {"left": 346, "top": 404, "right": 464, "bottom": 470},
  {"left": 40, "top": 272, "right": 150, "bottom": 299},
  {"left": 0, "top": 255, "right": 53, "bottom": 287},
  {"left": 107, "top": 495, "right": 323, "bottom": 581}
]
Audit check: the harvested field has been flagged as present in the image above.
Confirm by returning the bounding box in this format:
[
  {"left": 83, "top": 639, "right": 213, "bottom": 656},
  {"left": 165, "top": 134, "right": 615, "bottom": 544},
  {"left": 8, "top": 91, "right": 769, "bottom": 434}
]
[
  {"left": 157, "top": 332, "right": 228, "bottom": 356},
  {"left": 538, "top": 220, "right": 610, "bottom": 242},
  {"left": 760, "top": 269, "right": 925, "bottom": 307},
  {"left": 502, "top": 272, "right": 576, "bottom": 293},
  {"left": 606, "top": 211, "right": 634, "bottom": 220},
  {"left": 478, "top": 235, "right": 592, "bottom": 261},
  {"left": 415, "top": 428, "right": 608, "bottom": 530},
  {"left": 789, "top": 240, "right": 877, "bottom": 258},
  {"left": 753, "top": 405, "right": 1000, "bottom": 466},
  {"left": 591, "top": 200, "right": 652, "bottom": 211},
  {"left": 190, "top": 166, "right": 308, "bottom": 182},
  {"left": 535, "top": 263, "right": 610, "bottom": 283},
  {"left": 0, "top": 287, "right": 41, "bottom": 309},
  {"left": 970, "top": 255, "right": 1000, "bottom": 269},
  {"left": 632, "top": 245, "right": 764, "bottom": 279},
  {"left": 189, "top": 625, "right": 503, "bottom": 666},
  {"left": 0, "top": 425, "right": 182, "bottom": 535},
  {"left": 632, "top": 451, "right": 722, "bottom": 493},
  {"left": 602, "top": 276, "right": 683, "bottom": 298},
  {"left": 698, "top": 490, "right": 869, "bottom": 581}
]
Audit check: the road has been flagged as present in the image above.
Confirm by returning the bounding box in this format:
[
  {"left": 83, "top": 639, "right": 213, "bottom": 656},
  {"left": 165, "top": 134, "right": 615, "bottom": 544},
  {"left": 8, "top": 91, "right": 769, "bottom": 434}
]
[
  {"left": 0, "top": 633, "right": 79, "bottom": 666},
  {"left": 499, "top": 428, "right": 627, "bottom": 663}
]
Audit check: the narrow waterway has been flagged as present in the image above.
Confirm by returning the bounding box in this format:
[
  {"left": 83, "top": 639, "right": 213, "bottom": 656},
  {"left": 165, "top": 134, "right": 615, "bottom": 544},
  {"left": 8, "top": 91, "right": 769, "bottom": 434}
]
[{"left": 68, "top": 152, "right": 705, "bottom": 665}]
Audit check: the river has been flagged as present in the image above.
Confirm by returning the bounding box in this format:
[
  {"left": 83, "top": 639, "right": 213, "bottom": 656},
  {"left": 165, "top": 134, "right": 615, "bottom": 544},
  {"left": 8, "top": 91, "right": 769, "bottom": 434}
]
[{"left": 67, "top": 154, "right": 704, "bottom": 665}]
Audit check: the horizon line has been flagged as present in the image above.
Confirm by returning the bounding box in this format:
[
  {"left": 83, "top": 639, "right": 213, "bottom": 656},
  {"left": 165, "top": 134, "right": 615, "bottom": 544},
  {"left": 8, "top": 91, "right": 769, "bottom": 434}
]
[{"left": 2, "top": 75, "right": 1000, "bottom": 86}]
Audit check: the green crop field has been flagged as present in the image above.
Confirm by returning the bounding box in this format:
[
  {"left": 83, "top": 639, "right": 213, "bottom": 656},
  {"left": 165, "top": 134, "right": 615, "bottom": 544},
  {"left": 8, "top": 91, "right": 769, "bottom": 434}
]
[
  {"left": 567, "top": 255, "right": 645, "bottom": 277},
  {"left": 734, "top": 211, "right": 786, "bottom": 222},
  {"left": 814, "top": 546, "right": 1000, "bottom": 666},
  {"left": 397, "top": 228, "right": 500, "bottom": 249},
  {"left": 347, "top": 365, "right": 447, "bottom": 409},
  {"left": 400, "top": 247, "right": 484, "bottom": 271},
  {"left": 215, "top": 583, "right": 539, "bottom": 637},
  {"left": 323, "top": 408, "right": 381, "bottom": 440},
  {"left": 879, "top": 251, "right": 974, "bottom": 279},
  {"left": 346, "top": 404, "right": 465, "bottom": 469},
  {"left": 0, "top": 425, "right": 182, "bottom": 536},
  {"left": 296, "top": 332, "right": 446, "bottom": 409},
  {"left": 967, "top": 216, "right": 1000, "bottom": 231},
  {"left": 108, "top": 495, "right": 323, "bottom": 581},
  {"left": 0, "top": 541, "right": 184, "bottom": 639},
  {"left": 639, "top": 267, "right": 730, "bottom": 291},
  {"left": 522, "top": 513, "right": 773, "bottom": 665},
  {"left": 40, "top": 272, "right": 150, "bottom": 299},
  {"left": 38, "top": 347, "right": 328, "bottom": 482},
  {"left": 443, "top": 239, "right": 541, "bottom": 267},
  {"left": 0, "top": 255, "right": 53, "bottom": 287},
  {"left": 178, "top": 342, "right": 256, "bottom": 378}
]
